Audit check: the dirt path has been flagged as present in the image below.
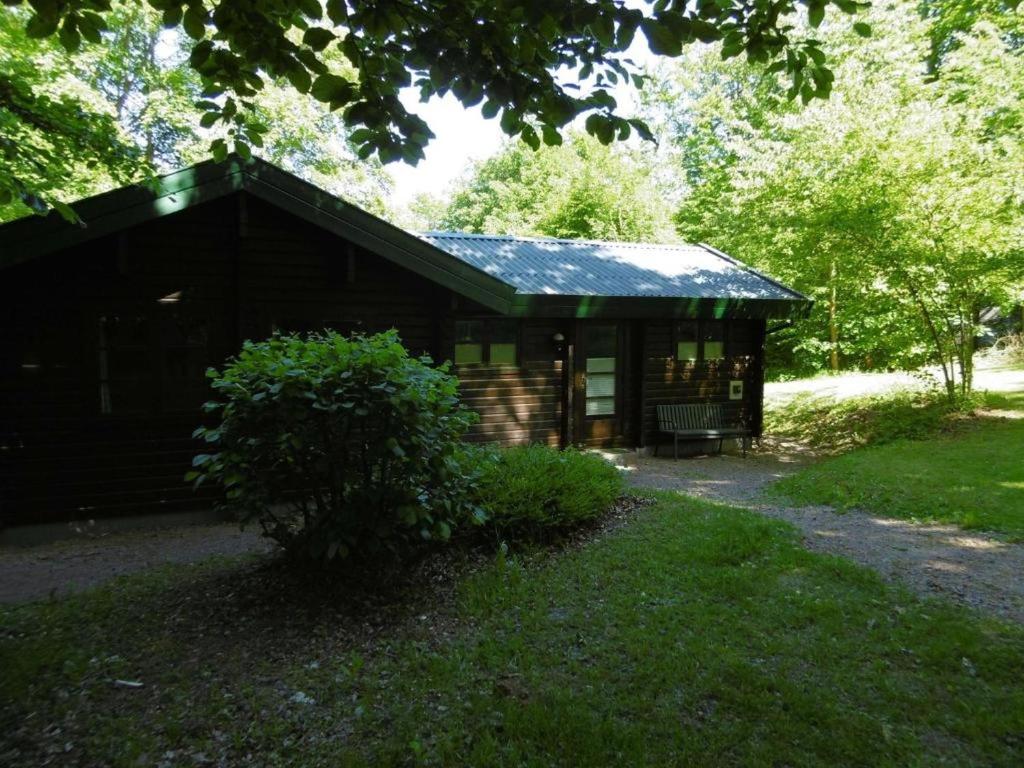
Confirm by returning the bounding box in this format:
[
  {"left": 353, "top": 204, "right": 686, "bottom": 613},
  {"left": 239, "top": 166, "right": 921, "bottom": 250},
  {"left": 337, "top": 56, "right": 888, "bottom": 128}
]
[
  {"left": 0, "top": 523, "right": 273, "bottom": 604},
  {"left": 627, "top": 451, "right": 1024, "bottom": 624}
]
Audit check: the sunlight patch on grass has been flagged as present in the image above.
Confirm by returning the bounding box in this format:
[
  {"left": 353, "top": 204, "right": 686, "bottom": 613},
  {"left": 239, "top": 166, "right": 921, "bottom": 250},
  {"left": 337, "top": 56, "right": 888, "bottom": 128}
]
[{"left": 771, "top": 419, "right": 1024, "bottom": 536}]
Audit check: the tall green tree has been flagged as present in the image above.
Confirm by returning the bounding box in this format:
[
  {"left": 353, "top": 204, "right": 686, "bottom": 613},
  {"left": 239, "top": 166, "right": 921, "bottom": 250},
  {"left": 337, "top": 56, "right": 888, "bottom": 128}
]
[
  {"left": 0, "top": 2, "right": 392, "bottom": 221},
  {"left": 650, "top": 1, "right": 1023, "bottom": 394},
  {"left": 3, "top": 0, "right": 873, "bottom": 215},
  {"left": 439, "top": 133, "right": 677, "bottom": 242}
]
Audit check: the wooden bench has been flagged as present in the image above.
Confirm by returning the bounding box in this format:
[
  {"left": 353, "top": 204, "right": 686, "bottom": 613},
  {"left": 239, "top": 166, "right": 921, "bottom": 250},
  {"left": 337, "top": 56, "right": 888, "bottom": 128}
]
[{"left": 655, "top": 403, "right": 751, "bottom": 459}]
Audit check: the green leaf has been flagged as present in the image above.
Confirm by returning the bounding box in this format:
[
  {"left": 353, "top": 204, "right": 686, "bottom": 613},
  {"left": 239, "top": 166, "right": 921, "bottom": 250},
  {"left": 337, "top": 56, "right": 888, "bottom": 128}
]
[
  {"left": 24, "top": 14, "right": 59, "bottom": 39},
  {"left": 51, "top": 200, "right": 78, "bottom": 224},
  {"left": 211, "top": 138, "right": 229, "bottom": 163},
  {"left": 348, "top": 127, "right": 375, "bottom": 143},
  {"left": 183, "top": 7, "right": 206, "bottom": 40},
  {"left": 286, "top": 66, "right": 312, "bottom": 94},
  {"left": 521, "top": 125, "right": 540, "bottom": 150},
  {"left": 541, "top": 125, "right": 563, "bottom": 146},
  {"left": 640, "top": 17, "right": 682, "bottom": 57},
  {"left": 199, "top": 111, "right": 219, "bottom": 128},
  {"left": 78, "top": 14, "right": 103, "bottom": 44},
  {"left": 481, "top": 99, "right": 501, "bottom": 120},
  {"left": 326, "top": 0, "right": 347, "bottom": 24},
  {"left": 808, "top": 2, "right": 825, "bottom": 29},
  {"left": 853, "top": 22, "right": 871, "bottom": 38},
  {"left": 310, "top": 74, "right": 352, "bottom": 104},
  {"left": 58, "top": 21, "right": 81, "bottom": 52},
  {"left": 303, "top": 27, "right": 335, "bottom": 51},
  {"left": 162, "top": 6, "right": 183, "bottom": 28},
  {"left": 190, "top": 40, "right": 214, "bottom": 68}
]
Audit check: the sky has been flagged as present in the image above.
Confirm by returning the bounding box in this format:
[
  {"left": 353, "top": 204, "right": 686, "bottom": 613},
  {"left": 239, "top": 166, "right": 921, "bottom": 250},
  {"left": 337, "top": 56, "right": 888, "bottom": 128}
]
[
  {"left": 388, "top": 37, "right": 656, "bottom": 206},
  {"left": 389, "top": 92, "right": 504, "bottom": 206}
]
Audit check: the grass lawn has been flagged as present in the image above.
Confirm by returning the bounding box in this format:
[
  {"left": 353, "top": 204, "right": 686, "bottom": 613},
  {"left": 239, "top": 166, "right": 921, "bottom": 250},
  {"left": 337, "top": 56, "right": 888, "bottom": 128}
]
[
  {"left": 3, "top": 493, "right": 1024, "bottom": 766},
  {"left": 769, "top": 390, "right": 1024, "bottom": 538}
]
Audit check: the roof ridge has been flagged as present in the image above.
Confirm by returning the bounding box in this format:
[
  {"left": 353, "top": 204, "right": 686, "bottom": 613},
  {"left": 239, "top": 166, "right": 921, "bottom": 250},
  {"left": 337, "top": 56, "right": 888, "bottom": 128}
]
[{"left": 419, "top": 230, "right": 699, "bottom": 251}]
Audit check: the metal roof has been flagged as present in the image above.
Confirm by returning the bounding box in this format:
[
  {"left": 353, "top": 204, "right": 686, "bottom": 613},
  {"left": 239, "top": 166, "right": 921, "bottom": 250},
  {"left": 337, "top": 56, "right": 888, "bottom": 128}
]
[{"left": 418, "top": 232, "right": 806, "bottom": 302}]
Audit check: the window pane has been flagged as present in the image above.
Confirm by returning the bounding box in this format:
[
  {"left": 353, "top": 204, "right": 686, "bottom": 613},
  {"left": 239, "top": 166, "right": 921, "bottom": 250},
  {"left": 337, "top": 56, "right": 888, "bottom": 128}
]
[
  {"left": 454, "top": 320, "right": 484, "bottom": 365},
  {"left": 488, "top": 320, "right": 517, "bottom": 364},
  {"left": 455, "top": 320, "right": 482, "bottom": 343},
  {"left": 586, "top": 396, "right": 616, "bottom": 416},
  {"left": 586, "top": 371, "right": 616, "bottom": 397},
  {"left": 586, "top": 356, "right": 615, "bottom": 373},
  {"left": 588, "top": 324, "right": 617, "bottom": 358},
  {"left": 676, "top": 321, "right": 698, "bottom": 360},
  {"left": 454, "top": 343, "right": 483, "bottom": 364},
  {"left": 703, "top": 321, "right": 725, "bottom": 360},
  {"left": 490, "top": 320, "right": 517, "bottom": 344},
  {"left": 489, "top": 342, "right": 517, "bottom": 365},
  {"left": 676, "top": 341, "right": 698, "bottom": 361}
]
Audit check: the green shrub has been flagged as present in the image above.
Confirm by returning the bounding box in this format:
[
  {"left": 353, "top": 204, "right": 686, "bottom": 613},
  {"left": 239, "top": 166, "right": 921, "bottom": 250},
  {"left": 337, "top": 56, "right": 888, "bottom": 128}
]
[
  {"left": 473, "top": 444, "right": 624, "bottom": 542},
  {"left": 188, "top": 331, "right": 481, "bottom": 564}
]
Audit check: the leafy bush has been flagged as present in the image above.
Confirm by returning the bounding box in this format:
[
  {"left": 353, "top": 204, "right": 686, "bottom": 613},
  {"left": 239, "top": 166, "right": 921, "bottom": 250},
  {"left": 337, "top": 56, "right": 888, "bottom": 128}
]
[
  {"left": 472, "top": 445, "right": 624, "bottom": 542},
  {"left": 188, "top": 331, "right": 481, "bottom": 564},
  {"left": 764, "top": 388, "right": 972, "bottom": 454}
]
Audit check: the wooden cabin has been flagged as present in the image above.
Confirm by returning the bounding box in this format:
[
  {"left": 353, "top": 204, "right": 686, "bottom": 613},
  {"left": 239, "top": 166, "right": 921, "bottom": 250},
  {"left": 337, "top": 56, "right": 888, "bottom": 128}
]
[{"left": 0, "top": 157, "right": 809, "bottom": 526}]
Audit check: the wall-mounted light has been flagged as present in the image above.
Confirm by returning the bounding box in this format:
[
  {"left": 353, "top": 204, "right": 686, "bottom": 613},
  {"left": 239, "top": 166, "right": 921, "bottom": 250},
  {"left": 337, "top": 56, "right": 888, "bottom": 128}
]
[{"left": 552, "top": 331, "right": 566, "bottom": 357}]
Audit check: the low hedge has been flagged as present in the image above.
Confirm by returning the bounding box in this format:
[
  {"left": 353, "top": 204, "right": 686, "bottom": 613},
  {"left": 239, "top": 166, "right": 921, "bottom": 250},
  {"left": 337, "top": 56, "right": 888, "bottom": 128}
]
[{"left": 472, "top": 444, "right": 624, "bottom": 543}]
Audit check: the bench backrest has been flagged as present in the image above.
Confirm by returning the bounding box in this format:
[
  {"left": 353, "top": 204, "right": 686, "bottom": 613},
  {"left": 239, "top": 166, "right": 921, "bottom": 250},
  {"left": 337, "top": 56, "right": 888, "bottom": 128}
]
[{"left": 657, "top": 403, "right": 726, "bottom": 431}]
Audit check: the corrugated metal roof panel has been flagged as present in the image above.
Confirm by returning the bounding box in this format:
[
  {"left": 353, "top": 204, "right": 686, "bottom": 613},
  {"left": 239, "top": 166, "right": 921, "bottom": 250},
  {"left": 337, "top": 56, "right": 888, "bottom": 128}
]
[{"left": 417, "top": 232, "right": 804, "bottom": 301}]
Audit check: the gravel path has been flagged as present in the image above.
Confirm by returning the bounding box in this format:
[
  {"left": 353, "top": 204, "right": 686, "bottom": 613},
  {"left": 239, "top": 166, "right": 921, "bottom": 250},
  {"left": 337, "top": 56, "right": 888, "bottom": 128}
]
[
  {"left": 626, "top": 450, "right": 1024, "bottom": 623},
  {"left": 0, "top": 523, "right": 273, "bottom": 604},
  {"left": 4, "top": 441, "right": 1022, "bottom": 621}
]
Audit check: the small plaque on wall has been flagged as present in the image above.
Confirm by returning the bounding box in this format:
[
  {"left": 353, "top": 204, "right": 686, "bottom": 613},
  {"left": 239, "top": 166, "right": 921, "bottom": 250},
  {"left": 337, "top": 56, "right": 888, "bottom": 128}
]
[{"left": 729, "top": 380, "right": 744, "bottom": 400}]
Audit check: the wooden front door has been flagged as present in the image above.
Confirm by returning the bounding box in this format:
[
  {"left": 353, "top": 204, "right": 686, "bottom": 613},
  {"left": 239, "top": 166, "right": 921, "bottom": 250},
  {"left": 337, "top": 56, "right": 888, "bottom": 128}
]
[{"left": 575, "top": 322, "right": 624, "bottom": 446}]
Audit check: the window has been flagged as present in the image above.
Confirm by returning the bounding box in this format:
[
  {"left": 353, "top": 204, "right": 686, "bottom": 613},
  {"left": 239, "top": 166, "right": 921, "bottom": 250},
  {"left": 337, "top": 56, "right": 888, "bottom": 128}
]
[
  {"left": 98, "top": 314, "right": 152, "bottom": 415},
  {"left": 585, "top": 324, "right": 617, "bottom": 417},
  {"left": 454, "top": 320, "right": 519, "bottom": 365},
  {"left": 454, "top": 320, "right": 483, "bottom": 364},
  {"left": 675, "top": 320, "right": 727, "bottom": 362},
  {"left": 160, "top": 306, "right": 210, "bottom": 412},
  {"left": 488, "top": 320, "right": 518, "bottom": 365},
  {"left": 676, "top": 321, "right": 698, "bottom": 361},
  {"left": 703, "top": 321, "right": 725, "bottom": 360}
]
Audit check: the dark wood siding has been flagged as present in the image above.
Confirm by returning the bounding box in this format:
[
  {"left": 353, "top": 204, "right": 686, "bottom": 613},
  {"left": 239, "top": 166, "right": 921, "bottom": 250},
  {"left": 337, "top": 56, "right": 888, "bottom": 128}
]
[
  {"left": 640, "top": 320, "right": 766, "bottom": 448},
  {"left": 0, "top": 195, "right": 458, "bottom": 526},
  {"left": 1, "top": 198, "right": 238, "bottom": 525},
  {"left": 448, "top": 320, "right": 565, "bottom": 446}
]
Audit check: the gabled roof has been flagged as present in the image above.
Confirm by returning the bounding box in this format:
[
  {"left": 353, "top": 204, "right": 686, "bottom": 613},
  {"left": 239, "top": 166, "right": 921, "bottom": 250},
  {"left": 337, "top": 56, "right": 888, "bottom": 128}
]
[
  {"left": 0, "top": 156, "right": 809, "bottom": 319},
  {"left": 0, "top": 157, "right": 516, "bottom": 313},
  {"left": 419, "top": 232, "right": 806, "bottom": 302}
]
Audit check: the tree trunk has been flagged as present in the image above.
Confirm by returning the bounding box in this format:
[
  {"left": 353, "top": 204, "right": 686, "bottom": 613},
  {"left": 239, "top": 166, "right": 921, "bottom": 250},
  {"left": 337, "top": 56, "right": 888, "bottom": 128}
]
[{"left": 828, "top": 259, "right": 839, "bottom": 373}]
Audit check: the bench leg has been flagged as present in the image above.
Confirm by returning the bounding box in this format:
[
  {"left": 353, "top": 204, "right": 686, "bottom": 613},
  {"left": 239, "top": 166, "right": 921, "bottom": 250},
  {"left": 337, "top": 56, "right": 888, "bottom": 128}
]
[{"left": 674, "top": 432, "right": 679, "bottom": 460}]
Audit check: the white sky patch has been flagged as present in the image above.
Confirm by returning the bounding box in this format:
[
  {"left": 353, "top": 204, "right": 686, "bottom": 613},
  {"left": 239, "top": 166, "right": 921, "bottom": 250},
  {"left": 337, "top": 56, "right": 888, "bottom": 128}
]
[
  {"left": 389, "top": 91, "right": 504, "bottom": 206},
  {"left": 390, "top": 32, "right": 656, "bottom": 206}
]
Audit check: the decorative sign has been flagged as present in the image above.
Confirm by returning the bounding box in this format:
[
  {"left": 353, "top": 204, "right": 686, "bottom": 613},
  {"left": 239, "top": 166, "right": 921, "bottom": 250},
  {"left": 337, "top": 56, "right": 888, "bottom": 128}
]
[{"left": 729, "top": 380, "right": 744, "bottom": 400}]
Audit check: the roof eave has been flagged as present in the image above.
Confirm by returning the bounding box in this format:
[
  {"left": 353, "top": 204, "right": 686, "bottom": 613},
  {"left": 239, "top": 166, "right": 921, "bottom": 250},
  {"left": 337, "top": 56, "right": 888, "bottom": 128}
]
[{"left": 508, "top": 293, "right": 813, "bottom": 320}]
